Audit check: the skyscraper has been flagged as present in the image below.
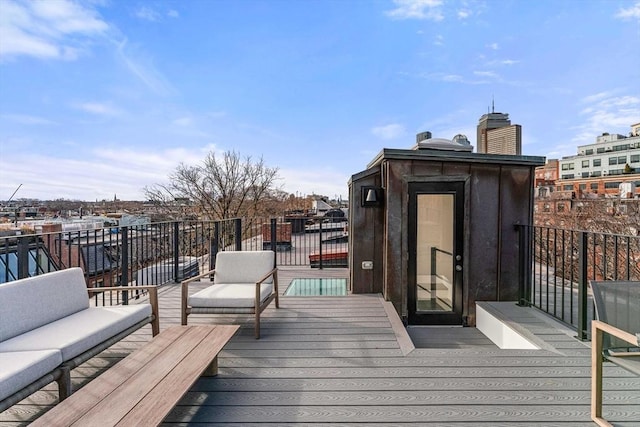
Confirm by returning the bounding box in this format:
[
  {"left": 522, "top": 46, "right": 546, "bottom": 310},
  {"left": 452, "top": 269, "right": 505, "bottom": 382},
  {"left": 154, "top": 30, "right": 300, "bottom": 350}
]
[{"left": 477, "top": 106, "right": 522, "bottom": 155}]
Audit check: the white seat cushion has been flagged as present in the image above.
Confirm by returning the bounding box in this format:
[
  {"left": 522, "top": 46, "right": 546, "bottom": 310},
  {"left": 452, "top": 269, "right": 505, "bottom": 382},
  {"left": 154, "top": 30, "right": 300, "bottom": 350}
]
[
  {"left": 0, "top": 350, "right": 63, "bottom": 401},
  {"left": 188, "top": 282, "right": 273, "bottom": 308},
  {"left": 0, "top": 305, "right": 151, "bottom": 361}
]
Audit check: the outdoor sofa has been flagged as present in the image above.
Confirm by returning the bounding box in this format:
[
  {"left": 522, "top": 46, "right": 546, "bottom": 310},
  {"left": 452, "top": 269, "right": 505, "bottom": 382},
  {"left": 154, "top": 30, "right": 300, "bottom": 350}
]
[{"left": 0, "top": 267, "right": 159, "bottom": 411}]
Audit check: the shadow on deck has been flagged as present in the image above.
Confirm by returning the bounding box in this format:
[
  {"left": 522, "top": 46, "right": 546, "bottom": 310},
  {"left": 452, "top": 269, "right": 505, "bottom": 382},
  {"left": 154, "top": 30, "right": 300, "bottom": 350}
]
[{"left": 1, "top": 267, "right": 639, "bottom": 426}]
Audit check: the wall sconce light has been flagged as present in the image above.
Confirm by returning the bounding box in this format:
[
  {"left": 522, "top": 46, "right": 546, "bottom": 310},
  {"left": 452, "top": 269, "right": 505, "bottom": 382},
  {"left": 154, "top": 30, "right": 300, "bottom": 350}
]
[{"left": 361, "top": 186, "right": 383, "bottom": 207}]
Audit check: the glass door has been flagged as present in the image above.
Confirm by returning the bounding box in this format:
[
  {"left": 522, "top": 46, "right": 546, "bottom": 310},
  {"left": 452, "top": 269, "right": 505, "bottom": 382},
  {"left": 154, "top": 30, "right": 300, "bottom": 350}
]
[{"left": 408, "top": 182, "right": 464, "bottom": 325}]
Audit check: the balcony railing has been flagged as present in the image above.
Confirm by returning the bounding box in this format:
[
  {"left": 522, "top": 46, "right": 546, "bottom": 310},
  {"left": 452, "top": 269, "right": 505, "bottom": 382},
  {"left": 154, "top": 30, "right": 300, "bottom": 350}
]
[
  {"left": 516, "top": 224, "right": 640, "bottom": 340},
  {"left": 5, "top": 218, "right": 636, "bottom": 343},
  {"left": 0, "top": 216, "right": 348, "bottom": 303}
]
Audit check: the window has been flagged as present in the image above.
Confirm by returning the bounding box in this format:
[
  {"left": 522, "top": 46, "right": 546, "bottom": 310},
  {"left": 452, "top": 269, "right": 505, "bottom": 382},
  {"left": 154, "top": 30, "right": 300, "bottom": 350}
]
[
  {"left": 613, "top": 144, "right": 629, "bottom": 151},
  {"left": 585, "top": 149, "right": 594, "bottom": 155},
  {"left": 593, "top": 159, "right": 601, "bottom": 167},
  {"left": 604, "top": 182, "right": 622, "bottom": 189},
  {"left": 563, "top": 184, "right": 573, "bottom": 191},
  {"left": 556, "top": 203, "right": 565, "bottom": 212},
  {"left": 597, "top": 147, "right": 605, "bottom": 153},
  {"left": 562, "top": 174, "right": 575, "bottom": 179},
  {"left": 579, "top": 184, "right": 586, "bottom": 190},
  {"left": 618, "top": 156, "right": 626, "bottom": 164},
  {"left": 609, "top": 169, "right": 623, "bottom": 175},
  {"left": 590, "top": 183, "right": 598, "bottom": 190},
  {"left": 582, "top": 160, "right": 589, "bottom": 167},
  {"left": 561, "top": 163, "right": 574, "bottom": 170},
  {"left": 582, "top": 172, "right": 589, "bottom": 178},
  {"left": 591, "top": 171, "right": 601, "bottom": 177},
  {"left": 609, "top": 157, "right": 618, "bottom": 165},
  {"left": 631, "top": 154, "right": 640, "bottom": 163}
]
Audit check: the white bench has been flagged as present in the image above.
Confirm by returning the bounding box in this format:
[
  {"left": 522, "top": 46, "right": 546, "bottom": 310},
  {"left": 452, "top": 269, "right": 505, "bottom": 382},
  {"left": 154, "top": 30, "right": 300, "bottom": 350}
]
[{"left": 0, "top": 267, "right": 159, "bottom": 411}]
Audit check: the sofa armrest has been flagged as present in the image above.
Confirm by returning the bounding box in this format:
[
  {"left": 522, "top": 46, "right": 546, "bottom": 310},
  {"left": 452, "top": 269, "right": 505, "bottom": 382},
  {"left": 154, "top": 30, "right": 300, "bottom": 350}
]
[{"left": 87, "top": 286, "right": 159, "bottom": 336}]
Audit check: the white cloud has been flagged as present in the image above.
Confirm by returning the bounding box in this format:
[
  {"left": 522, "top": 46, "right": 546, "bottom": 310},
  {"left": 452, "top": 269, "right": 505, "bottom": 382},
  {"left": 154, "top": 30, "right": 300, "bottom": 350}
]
[
  {"left": 279, "top": 167, "right": 349, "bottom": 199},
  {"left": 473, "top": 70, "right": 499, "bottom": 79},
  {"left": 615, "top": 2, "right": 640, "bottom": 20},
  {"left": 0, "top": 144, "right": 218, "bottom": 201},
  {"left": 75, "top": 102, "right": 123, "bottom": 116},
  {"left": 458, "top": 8, "right": 471, "bottom": 19},
  {"left": 386, "top": 0, "right": 444, "bottom": 21},
  {"left": 487, "top": 42, "right": 499, "bottom": 50},
  {"left": 173, "top": 117, "right": 193, "bottom": 127},
  {"left": 434, "top": 34, "right": 444, "bottom": 46},
  {"left": 1, "top": 114, "right": 56, "bottom": 125},
  {"left": 115, "top": 39, "right": 175, "bottom": 95},
  {"left": 167, "top": 10, "right": 180, "bottom": 19},
  {"left": 371, "top": 123, "right": 407, "bottom": 139},
  {"left": 0, "top": 0, "right": 108, "bottom": 61},
  {"left": 571, "top": 93, "right": 640, "bottom": 144},
  {"left": 136, "top": 7, "right": 161, "bottom": 22}
]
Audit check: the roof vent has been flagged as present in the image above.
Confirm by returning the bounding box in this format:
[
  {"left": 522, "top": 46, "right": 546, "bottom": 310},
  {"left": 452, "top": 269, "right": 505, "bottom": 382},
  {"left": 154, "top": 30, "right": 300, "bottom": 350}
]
[{"left": 413, "top": 132, "right": 473, "bottom": 152}]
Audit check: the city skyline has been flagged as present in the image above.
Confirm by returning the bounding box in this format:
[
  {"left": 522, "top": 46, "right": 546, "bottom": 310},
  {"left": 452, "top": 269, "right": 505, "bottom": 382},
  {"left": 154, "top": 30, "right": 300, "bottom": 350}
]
[{"left": 1, "top": 0, "right": 639, "bottom": 201}]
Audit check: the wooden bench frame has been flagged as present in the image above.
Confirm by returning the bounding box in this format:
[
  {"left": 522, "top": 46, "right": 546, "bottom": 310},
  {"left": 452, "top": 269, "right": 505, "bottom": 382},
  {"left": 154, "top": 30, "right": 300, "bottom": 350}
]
[
  {"left": 31, "top": 325, "right": 238, "bottom": 426},
  {"left": 589, "top": 280, "right": 640, "bottom": 427}
]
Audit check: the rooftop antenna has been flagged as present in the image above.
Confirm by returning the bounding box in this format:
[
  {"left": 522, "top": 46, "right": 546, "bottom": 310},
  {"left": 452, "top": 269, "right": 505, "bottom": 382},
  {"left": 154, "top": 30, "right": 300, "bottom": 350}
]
[{"left": 492, "top": 96, "right": 495, "bottom": 113}]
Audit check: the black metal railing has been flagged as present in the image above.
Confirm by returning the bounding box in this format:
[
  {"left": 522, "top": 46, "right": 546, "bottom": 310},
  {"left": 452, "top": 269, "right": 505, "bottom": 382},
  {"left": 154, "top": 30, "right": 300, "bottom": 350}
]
[
  {"left": 516, "top": 224, "right": 640, "bottom": 340},
  {"left": 1, "top": 215, "right": 347, "bottom": 304}
]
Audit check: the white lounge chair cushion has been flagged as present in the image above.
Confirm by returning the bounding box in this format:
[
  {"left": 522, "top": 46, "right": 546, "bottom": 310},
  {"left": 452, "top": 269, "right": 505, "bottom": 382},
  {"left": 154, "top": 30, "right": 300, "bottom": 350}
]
[
  {"left": 0, "top": 305, "right": 151, "bottom": 360},
  {"left": 0, "top": 350, "right": 63, "bottom": 401},
  {"left": 0, "top": 268, "right": 89, "bottom": 341},
  {"left": 188, "top": 282, "right": 274, "bottom": 308},
  {"left": 213, "top": 251, "right": 274, "bottom": 285}
]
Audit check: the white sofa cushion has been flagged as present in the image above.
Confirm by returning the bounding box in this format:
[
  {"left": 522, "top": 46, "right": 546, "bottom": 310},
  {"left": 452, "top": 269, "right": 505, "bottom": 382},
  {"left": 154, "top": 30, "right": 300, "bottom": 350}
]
[
  {"left": 0, "top": 350, "right": 63, "bottom": 401},
  {"left": 213, "top": 251, "right": 274, "bottom": 285},
  {"left": 0, "top": 268, "right": 89, "bottom": 342},
  {"left": 0, "top": 305, "right": 151, "bottom": 361},
  {"left": 189, "top": 282, "right": 273, "bottom": 308}
]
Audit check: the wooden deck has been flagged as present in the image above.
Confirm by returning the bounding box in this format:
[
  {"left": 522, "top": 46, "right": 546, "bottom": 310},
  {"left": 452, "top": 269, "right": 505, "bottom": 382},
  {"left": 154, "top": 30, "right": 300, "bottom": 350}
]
[{"left": 2, "top": 267, "right": 639, "bottom": 426}]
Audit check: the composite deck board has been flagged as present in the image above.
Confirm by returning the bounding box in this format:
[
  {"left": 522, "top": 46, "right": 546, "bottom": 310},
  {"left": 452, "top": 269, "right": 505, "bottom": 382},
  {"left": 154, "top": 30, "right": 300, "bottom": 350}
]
[{"left": 2, "top": 266, "right": 639, "bottom": 426}]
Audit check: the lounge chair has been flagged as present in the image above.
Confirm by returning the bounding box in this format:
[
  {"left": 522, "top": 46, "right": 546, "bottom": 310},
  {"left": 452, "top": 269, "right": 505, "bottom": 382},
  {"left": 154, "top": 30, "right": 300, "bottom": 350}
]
[{"left": 181, "top": 250, "right": 279, "bottom": 339}]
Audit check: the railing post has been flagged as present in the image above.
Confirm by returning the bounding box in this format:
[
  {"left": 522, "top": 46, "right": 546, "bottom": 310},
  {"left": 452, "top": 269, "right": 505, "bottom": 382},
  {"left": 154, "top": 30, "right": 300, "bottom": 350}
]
[
  {"left": 270, "top": 218, "right": 277, "bottom": 252},
  {"left": 210, "top": 221, "right": 219, "bottom": 270},
  {"left": 577, "top": 231, "right": 589, "bottom": 341},
  {"left": 120, "top": 226, "right": 129, "bottom": 305},
  {"left": 173, "top": 221, "right": 180, "bottom": 283},
  {"left": 16, "top": 235, "right": 30, "bottom": 279},
  {"left": 516, "top": 224, "right": 532, "bottom": 307},
  {"left": 319, "top": 220, "right": 323, "bottom": 269},
  {"left": 235, "top": 218, "right": 242, "bottom": 251}
]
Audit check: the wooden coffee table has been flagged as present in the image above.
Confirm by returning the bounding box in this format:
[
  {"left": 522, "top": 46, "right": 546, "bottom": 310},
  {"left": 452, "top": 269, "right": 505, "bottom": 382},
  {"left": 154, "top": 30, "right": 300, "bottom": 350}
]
[{"left": 31, "top": 324, "right": 239, "bottom": 426}]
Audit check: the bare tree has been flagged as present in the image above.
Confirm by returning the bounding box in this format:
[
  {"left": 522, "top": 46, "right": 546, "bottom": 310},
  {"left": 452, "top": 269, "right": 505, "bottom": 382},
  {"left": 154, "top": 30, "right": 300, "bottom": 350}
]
[{"left": 144, "top": 150, "right": 280, "bottom": 220}]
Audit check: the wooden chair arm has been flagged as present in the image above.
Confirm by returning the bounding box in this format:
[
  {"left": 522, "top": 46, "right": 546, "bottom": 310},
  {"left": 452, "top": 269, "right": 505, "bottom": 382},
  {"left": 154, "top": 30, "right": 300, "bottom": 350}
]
[
  {"left": 88, "top": 286, "right": 159, "bottom": 336},
  {"left": 255, "top": 267, "right": 277, "bottom": 285},
  {"left": 181, "top": 269, "right": 216, "bottom": 286},
  {"left": 592, "top": 320, "right": 639, "bottom": 347}
]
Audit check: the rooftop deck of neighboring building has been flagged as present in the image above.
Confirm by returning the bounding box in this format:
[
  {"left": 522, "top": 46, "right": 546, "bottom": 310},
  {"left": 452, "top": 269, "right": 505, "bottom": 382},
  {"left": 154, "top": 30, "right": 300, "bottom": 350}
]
[{"left": 1, "top": 267, "right": 639, "bottom": 426}]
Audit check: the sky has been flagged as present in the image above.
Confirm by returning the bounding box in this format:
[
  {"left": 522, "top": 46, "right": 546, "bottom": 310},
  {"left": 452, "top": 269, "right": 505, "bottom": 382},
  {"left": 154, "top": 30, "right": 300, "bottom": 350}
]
[{"left": 1, "top": 0, "right": 639, "bottom": 202}]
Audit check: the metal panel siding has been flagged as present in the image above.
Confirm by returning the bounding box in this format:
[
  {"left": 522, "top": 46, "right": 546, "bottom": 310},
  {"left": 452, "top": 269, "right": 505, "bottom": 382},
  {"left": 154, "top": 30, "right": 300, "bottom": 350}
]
[
  {"left": 498, "top": 166, "right": 533, "bottom": 301},
  {"left": 467, "top": 165, "right": 502, "bottom": 312}
]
